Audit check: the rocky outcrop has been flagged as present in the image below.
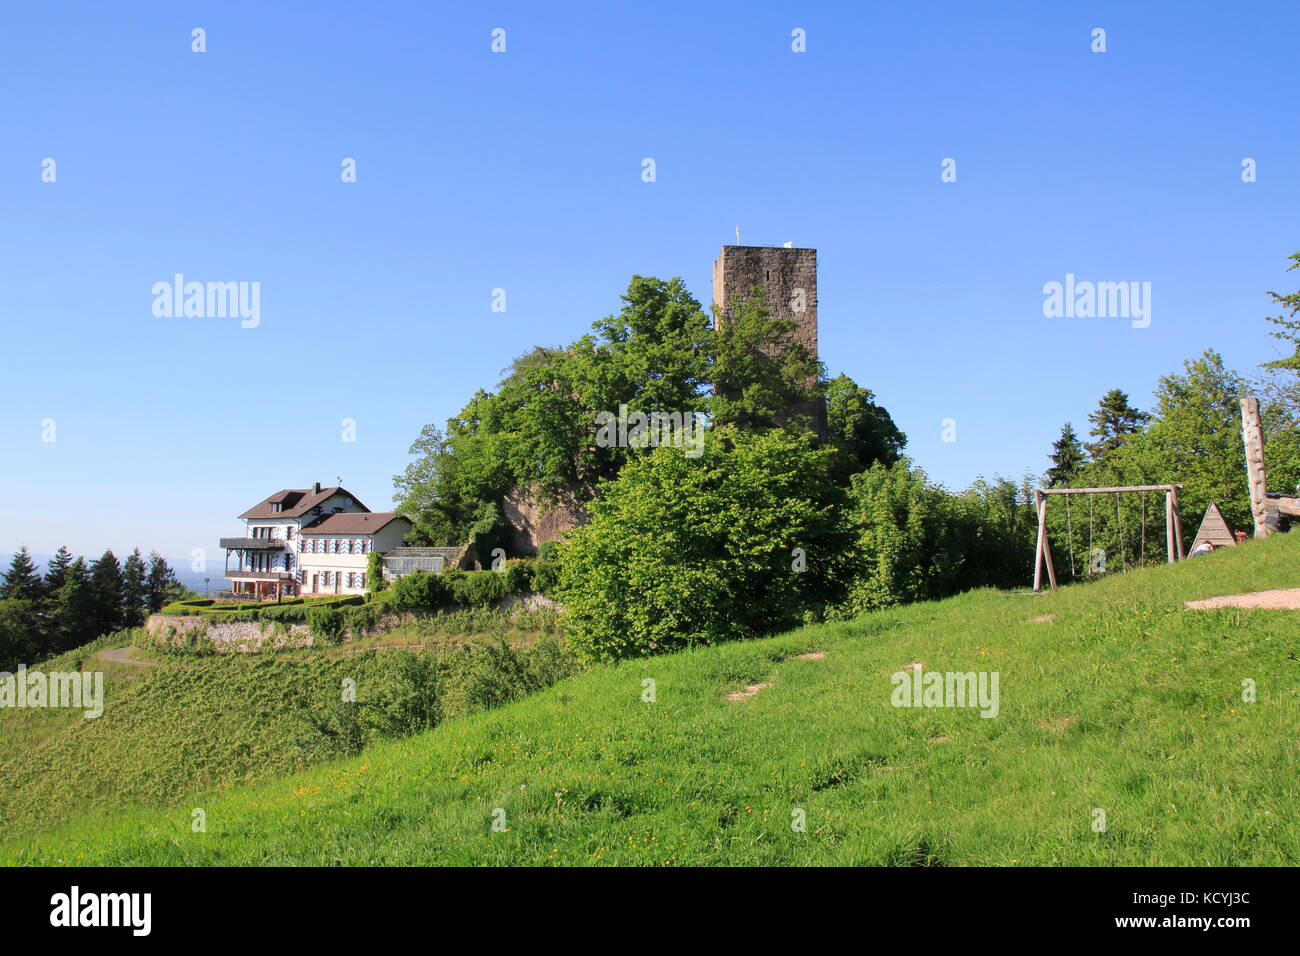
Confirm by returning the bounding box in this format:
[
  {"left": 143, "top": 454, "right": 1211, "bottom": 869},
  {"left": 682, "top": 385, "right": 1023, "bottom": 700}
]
[{"left": 502, "top": 483, "right": 589, "bottom": 555}]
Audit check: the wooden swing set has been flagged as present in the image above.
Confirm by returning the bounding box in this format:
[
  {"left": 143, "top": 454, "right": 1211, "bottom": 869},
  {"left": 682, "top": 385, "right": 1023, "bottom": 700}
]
[{"left": 1032, "top": 484, "right": 1185, "bottom": 592}]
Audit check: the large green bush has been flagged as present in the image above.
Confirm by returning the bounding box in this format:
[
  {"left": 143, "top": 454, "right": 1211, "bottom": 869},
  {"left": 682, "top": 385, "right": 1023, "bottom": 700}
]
[
  {"left": 453, "top": 570, "right": 510, "bottom": 608},
  {"left": 556, "top": 426, "right": 850, "bottom": 660},
  {"left": 390, "top": 570, "right": 452, "bottom": 610},
  {"left": 831, "top": 460, "right": 966, "bottom": 616},
  {"left": 504, "top": 559, "right": 534, "bottom": 594}
]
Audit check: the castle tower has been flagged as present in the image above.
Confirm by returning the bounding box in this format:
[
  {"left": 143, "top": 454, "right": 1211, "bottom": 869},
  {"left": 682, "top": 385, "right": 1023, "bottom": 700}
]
[{"left": 711, "top": 245, "right": 825, "bottom": 436}]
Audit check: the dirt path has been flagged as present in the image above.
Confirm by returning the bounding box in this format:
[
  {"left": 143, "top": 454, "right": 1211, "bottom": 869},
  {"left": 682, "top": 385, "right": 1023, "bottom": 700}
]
[
  {"left": 1185, "top": 588, "right": 1300, "bottom": 610},
  {"left": 97, "top": 646, "right": 161, "bottom": 667}
]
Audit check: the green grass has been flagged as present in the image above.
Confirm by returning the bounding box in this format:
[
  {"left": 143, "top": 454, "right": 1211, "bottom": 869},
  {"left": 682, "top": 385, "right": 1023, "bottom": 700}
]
[
  {"left": 4, "top": 534, "right": 1299, "bottom": 865},
  {"left": 0, "top": 617, "right": 572, "bottom": 844}
]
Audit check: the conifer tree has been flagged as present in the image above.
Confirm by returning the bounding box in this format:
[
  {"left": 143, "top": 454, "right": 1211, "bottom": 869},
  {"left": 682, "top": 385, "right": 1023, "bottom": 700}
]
[
  {"left": 123, "top": 548, "right": 148, "bottom": 627},
  {"left": 1046, "top": 422, "right": 1085, "bottom": 487},
  {"left": 0, "top": 546, "right": 43, "bottom": 602},
  {"left": 1085, "top": 389, "right": 1149, "bottom": 461},
  {"left": 44, "top": 545, "right": 74, "bottom": 594},
  {"left": 47, "top": 558, "right": 93, "bottom": 654},
  {"left": 88, "top": 549, "right": 125, "bottom": 635},
  {"left": 145, "top": 552, "right": 182, "bottom": 613}
]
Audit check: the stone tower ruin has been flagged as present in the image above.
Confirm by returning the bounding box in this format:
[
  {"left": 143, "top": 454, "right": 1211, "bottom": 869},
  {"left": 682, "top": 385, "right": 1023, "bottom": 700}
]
[{"left": 711, "top": 245, "right": 825, "bottom": 437}]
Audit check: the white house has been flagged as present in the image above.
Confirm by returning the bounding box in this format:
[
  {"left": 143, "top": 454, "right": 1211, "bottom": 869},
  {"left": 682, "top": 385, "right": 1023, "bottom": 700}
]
[
  {"left": 220, "top": 483, "right": 411, "bottom": 598},
  {"left": 297, "top": 511, "right": 412, "bottom": 596}
]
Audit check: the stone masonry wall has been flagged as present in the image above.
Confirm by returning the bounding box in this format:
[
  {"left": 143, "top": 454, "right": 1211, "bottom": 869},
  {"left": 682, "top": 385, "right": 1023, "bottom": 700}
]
[{"left": 712, "top": 245, "right": 826, "bottom": 437}]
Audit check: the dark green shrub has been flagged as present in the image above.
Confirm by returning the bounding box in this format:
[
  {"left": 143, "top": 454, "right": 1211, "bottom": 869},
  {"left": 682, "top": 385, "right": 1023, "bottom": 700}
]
[
  {"left": 557, "top": 426, "right": 850, "bottom": 660},
  {"left": 390, "top": 570, "right": 451, "bottom": 610},
  {"left": 504, "top": 559, "right": 534, "bottom": 594},
  {"left": 306, "top": 605, "right": 345, "bottom": 645},
  {"left": 341, "top": 603, "right": 384, "bottom": 634},
  {"left": 453, "top": 571, "right": 509, "bottom": 608},
  {"left": 533, "top": 557, "right": 562, "bottom": 596},
  {"left": 362, "top": 653, "right": 447, "bottom": 737}
]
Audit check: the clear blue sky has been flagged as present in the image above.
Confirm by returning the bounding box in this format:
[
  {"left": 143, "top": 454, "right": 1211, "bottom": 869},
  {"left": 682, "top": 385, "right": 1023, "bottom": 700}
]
[{"left": 2, "top": 0, "right": 1297, "bottom": 560}]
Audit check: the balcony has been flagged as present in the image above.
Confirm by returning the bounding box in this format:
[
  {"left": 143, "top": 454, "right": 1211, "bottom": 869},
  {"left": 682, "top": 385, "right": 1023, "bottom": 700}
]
[
  {"left": 220, "top": 537, "right": 286, "bottom": 551},
  {"left": 225, "top": 569, "right": 295, "bottom": 581}
]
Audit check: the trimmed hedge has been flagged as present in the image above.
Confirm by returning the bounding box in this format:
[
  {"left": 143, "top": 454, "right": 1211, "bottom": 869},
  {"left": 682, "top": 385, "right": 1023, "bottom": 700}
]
[{"left": 160, "top": 594, "right": 362, "bottom": 623}]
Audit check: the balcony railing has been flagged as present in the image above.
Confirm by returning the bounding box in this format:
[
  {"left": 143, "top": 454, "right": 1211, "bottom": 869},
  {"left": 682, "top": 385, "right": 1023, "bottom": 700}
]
[
  {"left": 220, "top": 537, "right": 286, "bottom": 551},
  {"left": 225, "top": 569, "right": 295, "bottom": 581}
]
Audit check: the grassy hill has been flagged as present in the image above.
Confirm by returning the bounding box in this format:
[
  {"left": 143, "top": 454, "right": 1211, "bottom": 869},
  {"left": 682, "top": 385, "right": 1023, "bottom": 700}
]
[
  {"left": 0, "top": 616, "right": 574, "bottom": 844},
  {"left": 4, "top": 533, "right": 1299, "bottom": 866}
]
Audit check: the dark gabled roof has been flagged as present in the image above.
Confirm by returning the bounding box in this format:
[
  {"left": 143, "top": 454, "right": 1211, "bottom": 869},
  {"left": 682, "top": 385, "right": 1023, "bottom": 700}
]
[
  {"left": 239, "top": 487, "right": 369, "bottom": 520},
  {"left": 299, "top": 512, "right": 411, "bottom": 536}
]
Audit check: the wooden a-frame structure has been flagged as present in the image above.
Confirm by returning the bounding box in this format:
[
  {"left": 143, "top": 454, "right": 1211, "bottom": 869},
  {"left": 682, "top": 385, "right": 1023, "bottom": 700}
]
[
  {"left": 1189, "top": 502, "right": 1237, "bottom": 552},
  {"left": 1032, "top": 484, "right": 1185, "bottom": 593}
]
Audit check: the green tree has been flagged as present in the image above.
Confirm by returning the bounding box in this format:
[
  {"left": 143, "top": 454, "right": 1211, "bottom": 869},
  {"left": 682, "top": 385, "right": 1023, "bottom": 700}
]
[
  {"left": 1262, "top": 250, "right": 1300, "bottom": 374},
  {"left": 824, "top": 373, "right": 906, "bottom": 475},
  {"left": 123, "top": 548, "right": 148, "bottom": 627},
  {"left": 832, "top": 460, "right": 963, "bottom": 616},
  {"left": 1086, "top": 389, "right": 1150, "bottom": 461},
  {"left": 87, "top": 549, "right": 125, "bottom": 635},
  {"left": 144, "top": 552, "right": 182, "bottom": 613},
  {"left": 557, "top": 426, "right": 849, "bottom": 660},
  {"left": 45, "top": 558, "right": 93, "bottom": 655},
  {"left": 43, "top": 546, "right": 74, "bottom": 594},
  {"left": 0, "top": 599, "right": 40, "bottom": 670},
  {"left": 1, "top": 546, "right": 43, "bottom": 603},
  {"left": 1143, "top": 350, "right": 1250, "bottom": 529},
  {"left": 1046, "top": 422, "right": 1085, "bottom": 487}
]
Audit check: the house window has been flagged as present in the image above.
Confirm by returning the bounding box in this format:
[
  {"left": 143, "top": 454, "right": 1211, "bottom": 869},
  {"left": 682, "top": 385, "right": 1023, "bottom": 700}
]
[
  {"left": 345, "top": 572, "right": 354, "bottom": 588},
  {"left": 284, "top": 554, "right": 293, "bottom": 571}
]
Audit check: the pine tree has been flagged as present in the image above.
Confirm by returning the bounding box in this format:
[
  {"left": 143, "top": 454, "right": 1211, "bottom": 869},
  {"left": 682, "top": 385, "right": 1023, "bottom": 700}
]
[
  {"left": 123, "top": 548, "right": 148, "bottom": 627},
  {"left": 1086, "top": 389, "right": 1150, "bottom": 461},
  {"left": 46, "top": 558, "right": 93, "bottom": 655},
  {"left": 87, "top": 549, "right": 125, "bottom": 635},
  {"left": 145, "top": 552, "right": 182, "bottom": 613},
  {"left": 44, "top": 545, "right": 74, "bottom": 594},
  {"left": 1, "top": 546, "right": 44, "bottom": 602},
  {"left": 1046, "top": 422, "right": 1085, "bottom": 487}
]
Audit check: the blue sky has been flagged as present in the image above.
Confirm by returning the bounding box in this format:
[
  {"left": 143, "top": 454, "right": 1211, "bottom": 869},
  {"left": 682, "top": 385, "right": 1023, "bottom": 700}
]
[{"left": 2, "top": 0, "right": 1297, "bottom": 560}]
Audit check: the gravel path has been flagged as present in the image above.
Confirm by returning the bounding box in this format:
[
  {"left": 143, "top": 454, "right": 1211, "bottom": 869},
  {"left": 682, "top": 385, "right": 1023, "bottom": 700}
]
[{"left": 1184, "top": 588, "right": 1300, "bottom": 610}]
